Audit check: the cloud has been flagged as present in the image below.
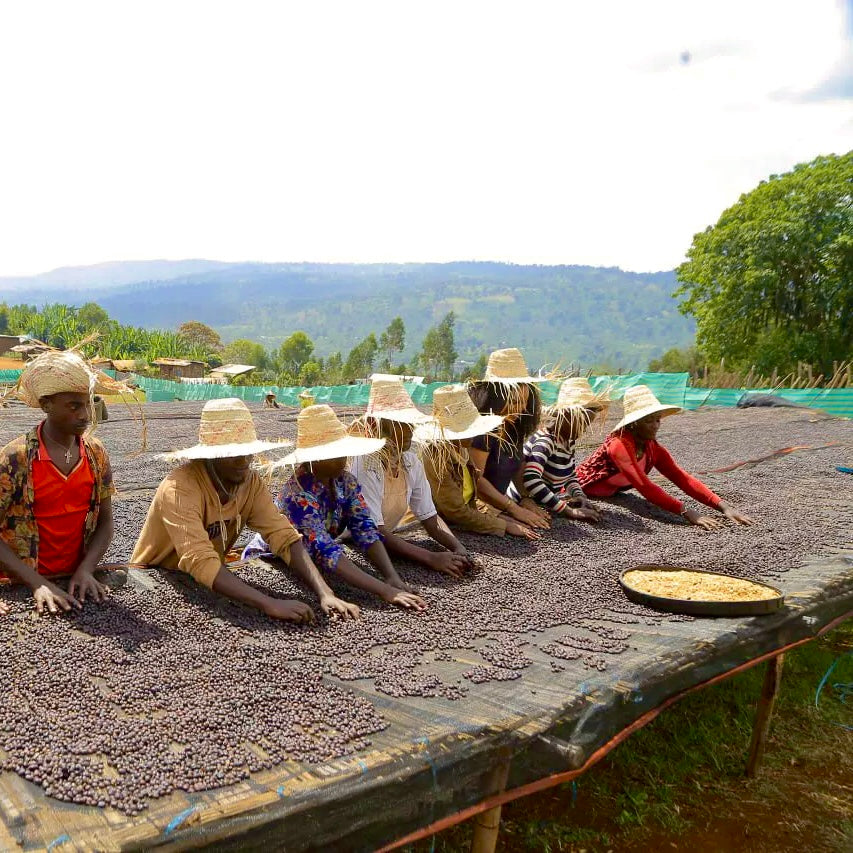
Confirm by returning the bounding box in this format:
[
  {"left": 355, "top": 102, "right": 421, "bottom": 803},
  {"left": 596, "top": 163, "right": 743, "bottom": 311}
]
[{"left": 775, "top": 56, "right": 853, "bottom": 102}]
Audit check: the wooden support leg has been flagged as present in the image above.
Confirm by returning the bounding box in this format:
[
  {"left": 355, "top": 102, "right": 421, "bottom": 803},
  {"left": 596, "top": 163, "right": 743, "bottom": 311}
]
[
  {"left": 469, "top": 757, "right": 511, "bottom": 853},
  {"left": 746, "top": 653, "right": 785, "bottom": 778}
]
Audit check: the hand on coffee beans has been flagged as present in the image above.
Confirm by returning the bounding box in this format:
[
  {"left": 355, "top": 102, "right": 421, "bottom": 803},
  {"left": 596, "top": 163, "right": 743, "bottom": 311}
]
[
  {"left": 505, "top": 521, "right": 540, "bottom": 540},
  {"left": 451, "top": 544, "right": 475, "bottom": 569},
  {"left": 428, "top": 551, "right": 469, "bottom": 578},
  {"left": 262, "top": 597, "right": 316, "bottom": 623},
  {"left": 720, "top": 502, "right": 754, "bottom": 526},
  {"left": 320, "top": 594, "right": 361, "bottom": 621},
  {"left": 0, "top": 600, "right": 9, "bottom": 616},
  {"left": 564, "top": 506, "right": 601, "bottom": 523},
  {"left": 32, "top": 582, "right": 81, "bottom": 615},
  {"left": 510, "top": 504, "right": 551, "bottom": 530},
  {"left": 682, "top": 508, "right": 724, "bottom": 531},
  {"left": 381, "top": 588, "right": 428, "bottom": 611},
  {"left": 68, "top": 569, "right": 109, "bottom": 604}
]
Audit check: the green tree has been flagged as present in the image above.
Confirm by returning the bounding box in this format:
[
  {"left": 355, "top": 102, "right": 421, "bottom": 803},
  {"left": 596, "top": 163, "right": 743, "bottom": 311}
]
[
  {"left": 298, "top": 360, "right": 324, "bottom": 386},
  {"left": 222, "top": 339, "right": 269, "bottom": 369},
  {"left": 675, "top": 152, "right": 853, "bottom": 375},
  {"left": 324, "top": 352, "right": 344, "bottom": 385},
  {"left": 177, "top": 321, "right": 224, "bottom": 353},
  {"left": 459, "top": 353, "right": 488, "bottom": 382},
  {"left": 77, "top": 302, "right": 110, "bottom": 331},
  {"left": 379, "top": 317, "right": 406, "bottom": 367},
  {"left": 276, "top": 331, "right": 315, "bottom": 379},
  {"left": 648, "top": 345, "right": 706, "bottom": 376},
  {"left": 418, "top": 311, "right": 458, "bottom": 380},
  {"left": 343, "top": 333, "right": 378, "bottom": 381},
  {"left": 0, "top": 304, "right": 9, "bottom": 335}
]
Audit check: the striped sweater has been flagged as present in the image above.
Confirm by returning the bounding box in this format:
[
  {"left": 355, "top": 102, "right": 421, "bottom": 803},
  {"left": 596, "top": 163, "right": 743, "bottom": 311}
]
[{"left": 508, "top": 429, "right": 584, "bottom": 513}]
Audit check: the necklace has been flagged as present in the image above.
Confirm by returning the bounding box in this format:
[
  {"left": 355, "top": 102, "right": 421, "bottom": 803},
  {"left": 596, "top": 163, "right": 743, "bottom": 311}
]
[{"left": 42, "top": 429, "right": 76, "bottom": 465}]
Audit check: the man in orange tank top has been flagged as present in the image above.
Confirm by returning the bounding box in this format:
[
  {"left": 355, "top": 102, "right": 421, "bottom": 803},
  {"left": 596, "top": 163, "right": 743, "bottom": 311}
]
[{"left": 0, "top": 351, "right": 117, "bottom": 614}]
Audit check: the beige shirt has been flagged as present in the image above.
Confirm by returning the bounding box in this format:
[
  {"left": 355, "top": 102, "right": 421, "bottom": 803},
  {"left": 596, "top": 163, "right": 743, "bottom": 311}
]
[{"left": 131, "top": 461, "right": 300, "bottom": 588}]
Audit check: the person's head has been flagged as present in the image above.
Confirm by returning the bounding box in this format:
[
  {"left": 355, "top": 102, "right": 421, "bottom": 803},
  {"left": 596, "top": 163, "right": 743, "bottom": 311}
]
[
  {"left": 468, "top": 381, "right": 540, "bottom": 446},
  {"left": 304, "top": 456, "right": 348, "bottom": 479},
  {"left": 39, "top": 392, "right": 92, "bottom": 436},
  {"left": 549, "top": 407, "right": 597, "bottom": 443},
  {"left": 209, "top": 454, "right": 254, "bottom": 486},
  {"left": 378, "top": 418, "right": 413, "bottom": 453},
  {"left": 627, "top": 412, "right": 662, "bottom": 442}
]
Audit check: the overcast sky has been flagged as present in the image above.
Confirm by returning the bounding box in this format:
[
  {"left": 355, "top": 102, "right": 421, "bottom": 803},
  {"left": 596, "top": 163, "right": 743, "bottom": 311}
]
[{"left": 0, "top": 0, "right": 850, "bottom": 277}]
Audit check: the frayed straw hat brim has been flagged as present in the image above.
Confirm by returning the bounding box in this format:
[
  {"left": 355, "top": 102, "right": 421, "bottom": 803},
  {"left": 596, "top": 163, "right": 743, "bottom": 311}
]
[
  {"left": 372, "top": 410, "right": 434, "bottom": 425},
  {"left": 482, "top": 375, "right": 549, "bottom": 384},
  {"left": 414, "top": 413, "right": 503, "bottom": 443},
  {"left": 162, "top": 438, "right": 292, "bottom": 462},
  {"left": 272, "top": 435, "right": 386, "bottom": 468},
  {"left": 613, "top": 404, "right": 681, "bottom": 432}
]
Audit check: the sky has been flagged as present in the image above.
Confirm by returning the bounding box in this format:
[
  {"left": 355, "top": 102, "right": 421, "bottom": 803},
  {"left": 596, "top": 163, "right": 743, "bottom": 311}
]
[{"left": 0, "top": 0, "right": 850, "bottom": 277}]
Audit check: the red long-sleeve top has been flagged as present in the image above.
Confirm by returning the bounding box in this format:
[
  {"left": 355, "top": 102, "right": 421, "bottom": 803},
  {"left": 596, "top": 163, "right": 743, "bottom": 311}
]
[{"left": 576, "top": 431, "right": 721, "bottom": 515}]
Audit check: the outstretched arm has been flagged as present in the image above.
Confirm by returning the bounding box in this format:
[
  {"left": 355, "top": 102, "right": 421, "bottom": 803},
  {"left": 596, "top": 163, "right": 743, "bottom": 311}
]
[{"left": 211, "top": 565, "right": 315, "bottom": 623}]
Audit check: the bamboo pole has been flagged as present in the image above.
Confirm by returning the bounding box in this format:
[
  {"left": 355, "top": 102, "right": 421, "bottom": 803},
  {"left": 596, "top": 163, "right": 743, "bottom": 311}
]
[{"left": 469, "top": 757, "right": 513, "bottom": 853}]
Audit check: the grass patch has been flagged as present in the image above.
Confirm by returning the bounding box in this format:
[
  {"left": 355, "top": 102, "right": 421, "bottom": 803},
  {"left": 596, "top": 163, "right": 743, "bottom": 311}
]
[{"left": 407, "top": 623, "right": 853, "bottom": 853}]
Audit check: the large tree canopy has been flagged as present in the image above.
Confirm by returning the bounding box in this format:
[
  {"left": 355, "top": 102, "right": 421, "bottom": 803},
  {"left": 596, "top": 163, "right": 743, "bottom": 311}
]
[{"left": 676, "top": 152, "right": 852, "bottom": 376}]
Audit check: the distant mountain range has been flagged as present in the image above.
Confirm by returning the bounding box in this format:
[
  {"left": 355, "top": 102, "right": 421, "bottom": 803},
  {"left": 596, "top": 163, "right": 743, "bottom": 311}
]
[{"left": 0, "top": 260, "right": 694, "bottom": 370}]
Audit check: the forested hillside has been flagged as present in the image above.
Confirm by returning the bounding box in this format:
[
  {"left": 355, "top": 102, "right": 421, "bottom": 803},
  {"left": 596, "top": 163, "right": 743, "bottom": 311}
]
[{"left": 0, "top": 261, "right": 693, "bottom": 370}]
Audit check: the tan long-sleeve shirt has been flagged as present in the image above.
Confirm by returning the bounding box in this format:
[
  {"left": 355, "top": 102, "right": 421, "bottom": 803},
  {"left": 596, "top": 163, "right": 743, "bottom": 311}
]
[
  {"left": 422, "top": 449, "right": 506, "bottom": 537},
  {"left": 131, "top": 461, "right": 300, "bottom": 588}
]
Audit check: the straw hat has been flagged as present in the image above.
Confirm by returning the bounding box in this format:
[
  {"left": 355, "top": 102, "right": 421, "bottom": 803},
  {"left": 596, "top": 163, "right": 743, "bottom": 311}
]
[
  {"left": 547, "top": 377, "right": 609, "bottom": 414},
  {"left": 414, "top": 384, "right": 503, "bottom": 442},
  {"left": 482, "top": 348, "right": 548, "bottom": 384},
  {"left": 164, "top": 398, "right": 292, "bottom": 461},
  {"left": 613, "top": 385, "right": 682, "bottom": 432},
  {"left": 17, "top": 349, "right": 129, "bottom": 407},
  {"left": 364, "top": 378, "right": 433, "bottom": 425},
  {"left": 271, "top": 404, "right": 386, "bottom": 468}
]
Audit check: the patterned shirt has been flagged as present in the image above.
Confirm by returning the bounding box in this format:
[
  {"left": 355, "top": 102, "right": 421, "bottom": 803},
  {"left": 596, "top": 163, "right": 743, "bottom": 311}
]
[
  {"left": 0, "top": 426, "right": 114, "bottom": 575},
  {"left": 509, "top": 429, "right": 583, "bottom": 513},
  {"left": 244, "top": 470, "right": 382, "bottom": 574}
]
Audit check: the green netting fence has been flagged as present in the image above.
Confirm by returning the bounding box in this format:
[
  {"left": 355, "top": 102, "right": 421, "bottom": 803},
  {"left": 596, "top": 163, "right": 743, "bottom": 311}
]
[{"left": 3, "top": 369, "right": 852, "bottom": 417}]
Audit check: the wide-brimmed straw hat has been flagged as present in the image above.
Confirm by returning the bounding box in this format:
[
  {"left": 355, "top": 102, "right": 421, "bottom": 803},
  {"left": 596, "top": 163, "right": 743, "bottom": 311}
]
[
  {"left": 270, "top": 404, "right": 386, "bottom": 468},
  {"left": 414, "top": 384, "right": 504, "bottom": 443},
  {"left": 164, "top": 398, "right": 292, "bottom": 461},
  {"left": 613, "top": 384, "right": 682, "bottom": 432},
  {"left": 482, "top": 348, "right": 548, "bottom": 384},
  {"left": 364, "top": 378, "right": 434, "bottom": 425},
  {"left": 547, "top": 377, "right": 610, "bottom": 414}
]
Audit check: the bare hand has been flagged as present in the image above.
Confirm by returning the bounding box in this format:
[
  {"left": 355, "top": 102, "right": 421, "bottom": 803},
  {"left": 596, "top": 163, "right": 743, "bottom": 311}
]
[
  {"left": 722, "top": 505, "right": 754, "bottom": 526},
  {"left": 428, "top": 552, "right": 469, "bottom": 578},
  {"left": 0, "top": 600, "right": 10, "bottom": 616},
  {"left": 505, "top": 521, "right": 540, "bottom": 540},
  {"left": 564, "top": 506, "right": 601, "bottom": 523},
  {"left": 382, "top": 588, "right": 428, "bottom": 611},
  {"left": 452, "top": 545, "right": 475, "bottom": 569},
  {"left": 320, "top": 595, "right": 361, "bottom": 621},
  {"left": 69, "top": 569, "right": 109, "bottom": 604},
  {"left": 682, "top": 509, "right": 724, "bottom": 531},
  {"left": 33, "top": 583, "right": 81, "bottom": 615},
  {"left": 510, "top": 504, "right": 551, "bottom": 530},
  {"left": 262, "top": 598, "right": 315, "bottom": 624}
]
